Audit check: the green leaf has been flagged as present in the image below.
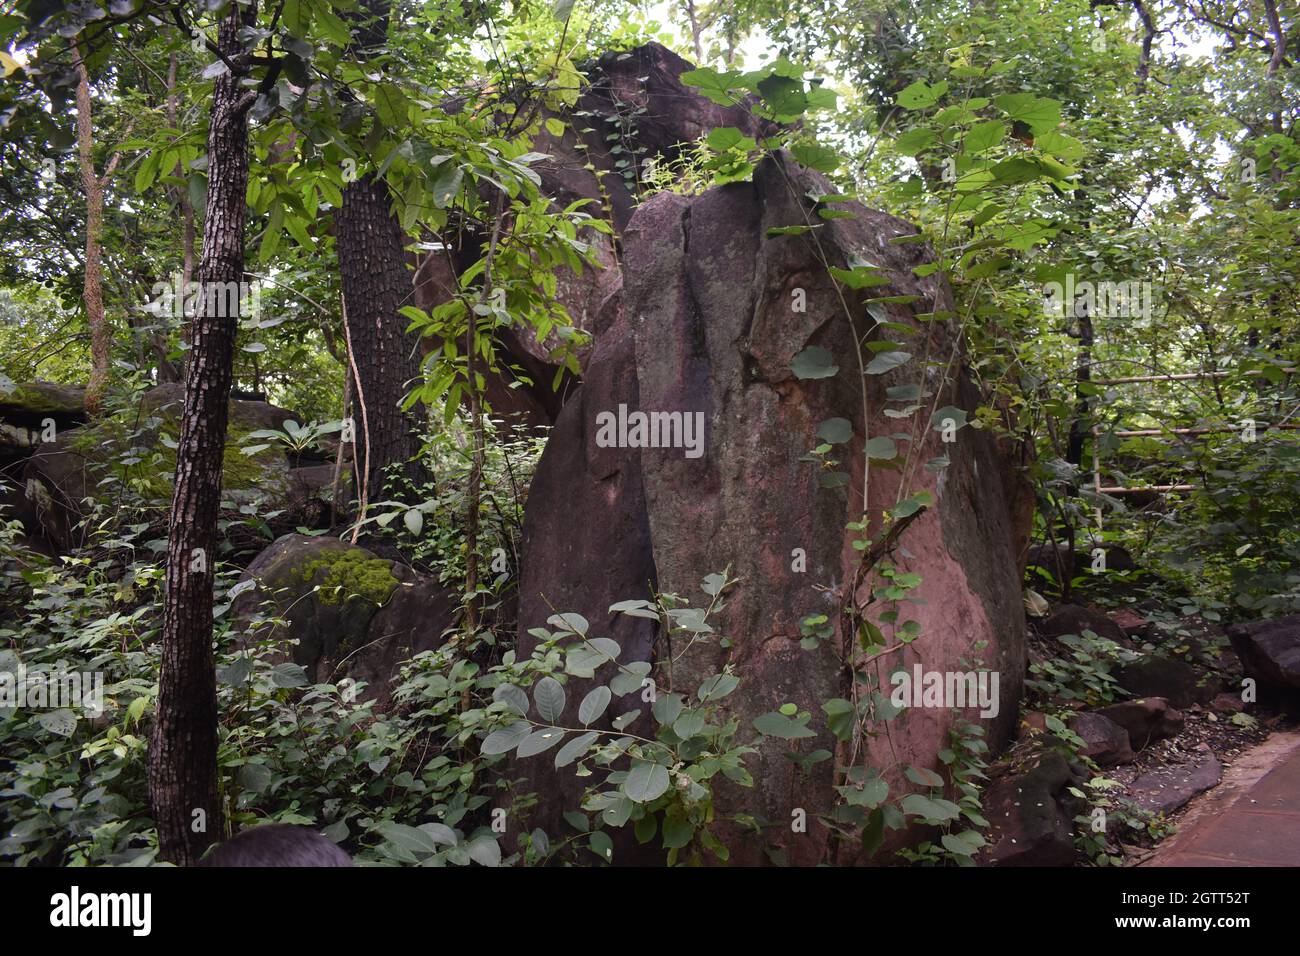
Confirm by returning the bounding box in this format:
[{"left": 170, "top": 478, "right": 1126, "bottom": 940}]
[
  {"left": 900, "top": 794, "right": 961, "bottom": 823},
  {"left": 697, "top": 673, "right": 739, "bottom": 702},
  {"left": 791, "top": 345, "right": 839, "bottom": 379},
  {"left": 270, "top": 663, "right": 308, "bottom": 688},
  {"left": 757, "top": 74, "right": 808, "bottom": 118},
  {"left": 534, "top": 676, "right": 566, "bottom": 723},
  {"left": 897, "top": 79, "right": 947, "bottom": 110},
  {"left": 865, "top": 436, "right": 898, "bottom": 460},
  {"left": 680, "top": 67, "right": 741, "bottom": 105},
  {"left": 238, "top": 762, "right": 272, "bottom": 794},
  {"left": 865, "top": 351, "right": 912, "bottom": 375},
  {"left": 894, "top": 127, "right": 937, "bottom": 156},
  {"left": 517, "top": 728, "right": 565, "bottom": 757},
  {"left": 753, "top": 711, "right": 817, "bottom": 739},
  {"left": 467, "top": 835, "right": 501, "bottom": 867},
  {"left": 964, "top": 120, "right": 1006, "bottom": 154},
  {"left": 554, "top": 730, "right": 599, "bottom": 768},
  {"left": 36, "top": 709, "right": 77, "bottom": 737},
  {"left": 1034, "top": 129, "right": 1084, "bottom": 162},
  {"left": 481, "top": 720, "right": 532, "bottom": 755},
  {"left": 588, "top": 830, "right": 614, "bottom": 862},
  {"left": 578, "top": 686, "right": 611, "bottom": 725},
  {"left": 706, "top": 126, "right": 755, "bottom": 153},
  {"left": 931, "top": 406, "right": 968, "bottom": 431},
  {"left": 492, "top": 683, "right": 529, "bottom": 716},
  {"left": 623, "top": 761, "right": 671, "bottom": 803},
  {"left": 817, "top": 417, "right": 853, "bottom": 444},
  {"left": 992, "top": 93, "right": 1061, "bottom": 134},
  {"left": 828, "top": 266, "right": 891, "bottom": 289},
  {"left": 791, "top": 142, "right": 840, "bottom": 172},
  {"left": 429, "top": 163, "right": 464, "bottom": 208}
]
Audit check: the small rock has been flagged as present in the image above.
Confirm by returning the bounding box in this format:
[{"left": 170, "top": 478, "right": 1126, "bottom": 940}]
[
  {"left": 1041, "top": 603, "right": 1128, "bottom": 645},
  {"left": 1095, "top": 697, "right": 1184, "bottom": 750},
  {"left": 1110, "top": 607, "right": 1150, "bottom": 639},
  {"left": 1211, "top": 692, "right": 1245, "bottom": 713},
  {"left": 1069, "top": 712, "right": 1135, "bottom": 766}
]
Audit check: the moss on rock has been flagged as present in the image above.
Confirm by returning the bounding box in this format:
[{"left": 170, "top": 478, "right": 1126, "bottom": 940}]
[{"left": 291, "top": 546, "right": 400, "bottom": 607}]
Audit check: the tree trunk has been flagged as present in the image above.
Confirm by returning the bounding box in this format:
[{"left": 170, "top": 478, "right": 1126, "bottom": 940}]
[
  {"left": 157, "top": 51, "right": 190, "bottom": 385},
  {"left": 337, "top": 174, "right": 428, "bottom": 501},
  {"left": 74, "top": 41, "right": 113, "bottom": 413},
  {"left": 335, "top": 0, "right": 428, "bottom": 503},
  {"left": 148, "top": 5, "right": 254, "bottom": 866}
]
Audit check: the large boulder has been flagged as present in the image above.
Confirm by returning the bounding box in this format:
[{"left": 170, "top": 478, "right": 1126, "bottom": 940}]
[
  {"left": 231, "top": 533, "right": 457, "bottom": 705},
  {"left": 0, "top": 381, "right": 88, "bottom": 538},
  {"left": 413, "top": 43, "right": 775, "bottom": 433},
  {"left": 516, "top": 155, "right": 1029, "bottom": 864}
]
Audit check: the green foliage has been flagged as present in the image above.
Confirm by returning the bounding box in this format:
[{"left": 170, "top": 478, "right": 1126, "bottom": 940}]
[
  {"left": 1026, "top": 630, "right": 1134, "bottom": 707},
  {"left": 495, "top": 572, "right": 760, "bottom": 865}
]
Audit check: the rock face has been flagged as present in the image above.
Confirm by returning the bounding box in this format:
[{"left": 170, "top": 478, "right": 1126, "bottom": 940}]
[
  {"left": 1227, "top": 615, "right": 1300, "bottom": 699},
  {"left": 516, "top": 155, "right": 1029, "bottom": 863},
  {"left": 413, "top": 43, "right": 774, "bottom": 432},
  {"left": 231, "top": 533, "right": 457, "bottom": 705}
]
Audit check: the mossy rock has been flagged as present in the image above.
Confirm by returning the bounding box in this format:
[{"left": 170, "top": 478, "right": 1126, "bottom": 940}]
[
  {"left": 0, "top": 381, "right": 87, "bottom": 437},
  {"left": 0, "top": 381, "right": 87, "bottom": 417},
  {"left": 232, "top": 533, "right": 456, "bottom": 703}
]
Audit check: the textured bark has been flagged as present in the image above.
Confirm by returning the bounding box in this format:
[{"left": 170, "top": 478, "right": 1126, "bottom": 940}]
[
  {"left": 164, "top": 51, "right": 192, "bottom": 385},
  {"left": 73, "top": 41, "right": 118, "bottom": 414},
  {"left": 337, "top": 175, "right": 427, "bottom": 500},
  {"left": 148, "top": 6, "right": 254, "bottom": 866},
  {"left": 336, "top": 0, "right": 427, "bottom": 501}
]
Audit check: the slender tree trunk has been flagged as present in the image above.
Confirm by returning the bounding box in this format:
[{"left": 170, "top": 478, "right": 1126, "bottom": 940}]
[
  {"left": 156, "top": 51, "right": 190, "bottom": 385},
  {"left": 74, "top": 41, "right": 117, "bottom": 413},
  {"left": 148, "top": 5, "right": 255, "bottom": 866},
  {"left": 335, "top": 0, "right": 428, "bottom": 502}
]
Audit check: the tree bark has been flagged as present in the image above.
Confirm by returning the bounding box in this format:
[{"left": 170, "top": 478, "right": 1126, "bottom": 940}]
[
  {"left": 160, "top": 50, "right": 191, "bottom": 385},
  {"left": 73, "top": 40, "right": 120, "bottom": 413},
  {"left": 337, "top": 174, "right": 428, "bottom": 501},
  {"left": 335, "top": 0, "right": 428, "bottom": 503},
  {"left": 148, "top": 4, "right": 255, "bottom": 866}
]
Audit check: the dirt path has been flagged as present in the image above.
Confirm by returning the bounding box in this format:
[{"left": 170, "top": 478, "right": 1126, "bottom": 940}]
[{"left": 1141, "top": 731, "right": 1300, "bottom": 866}]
